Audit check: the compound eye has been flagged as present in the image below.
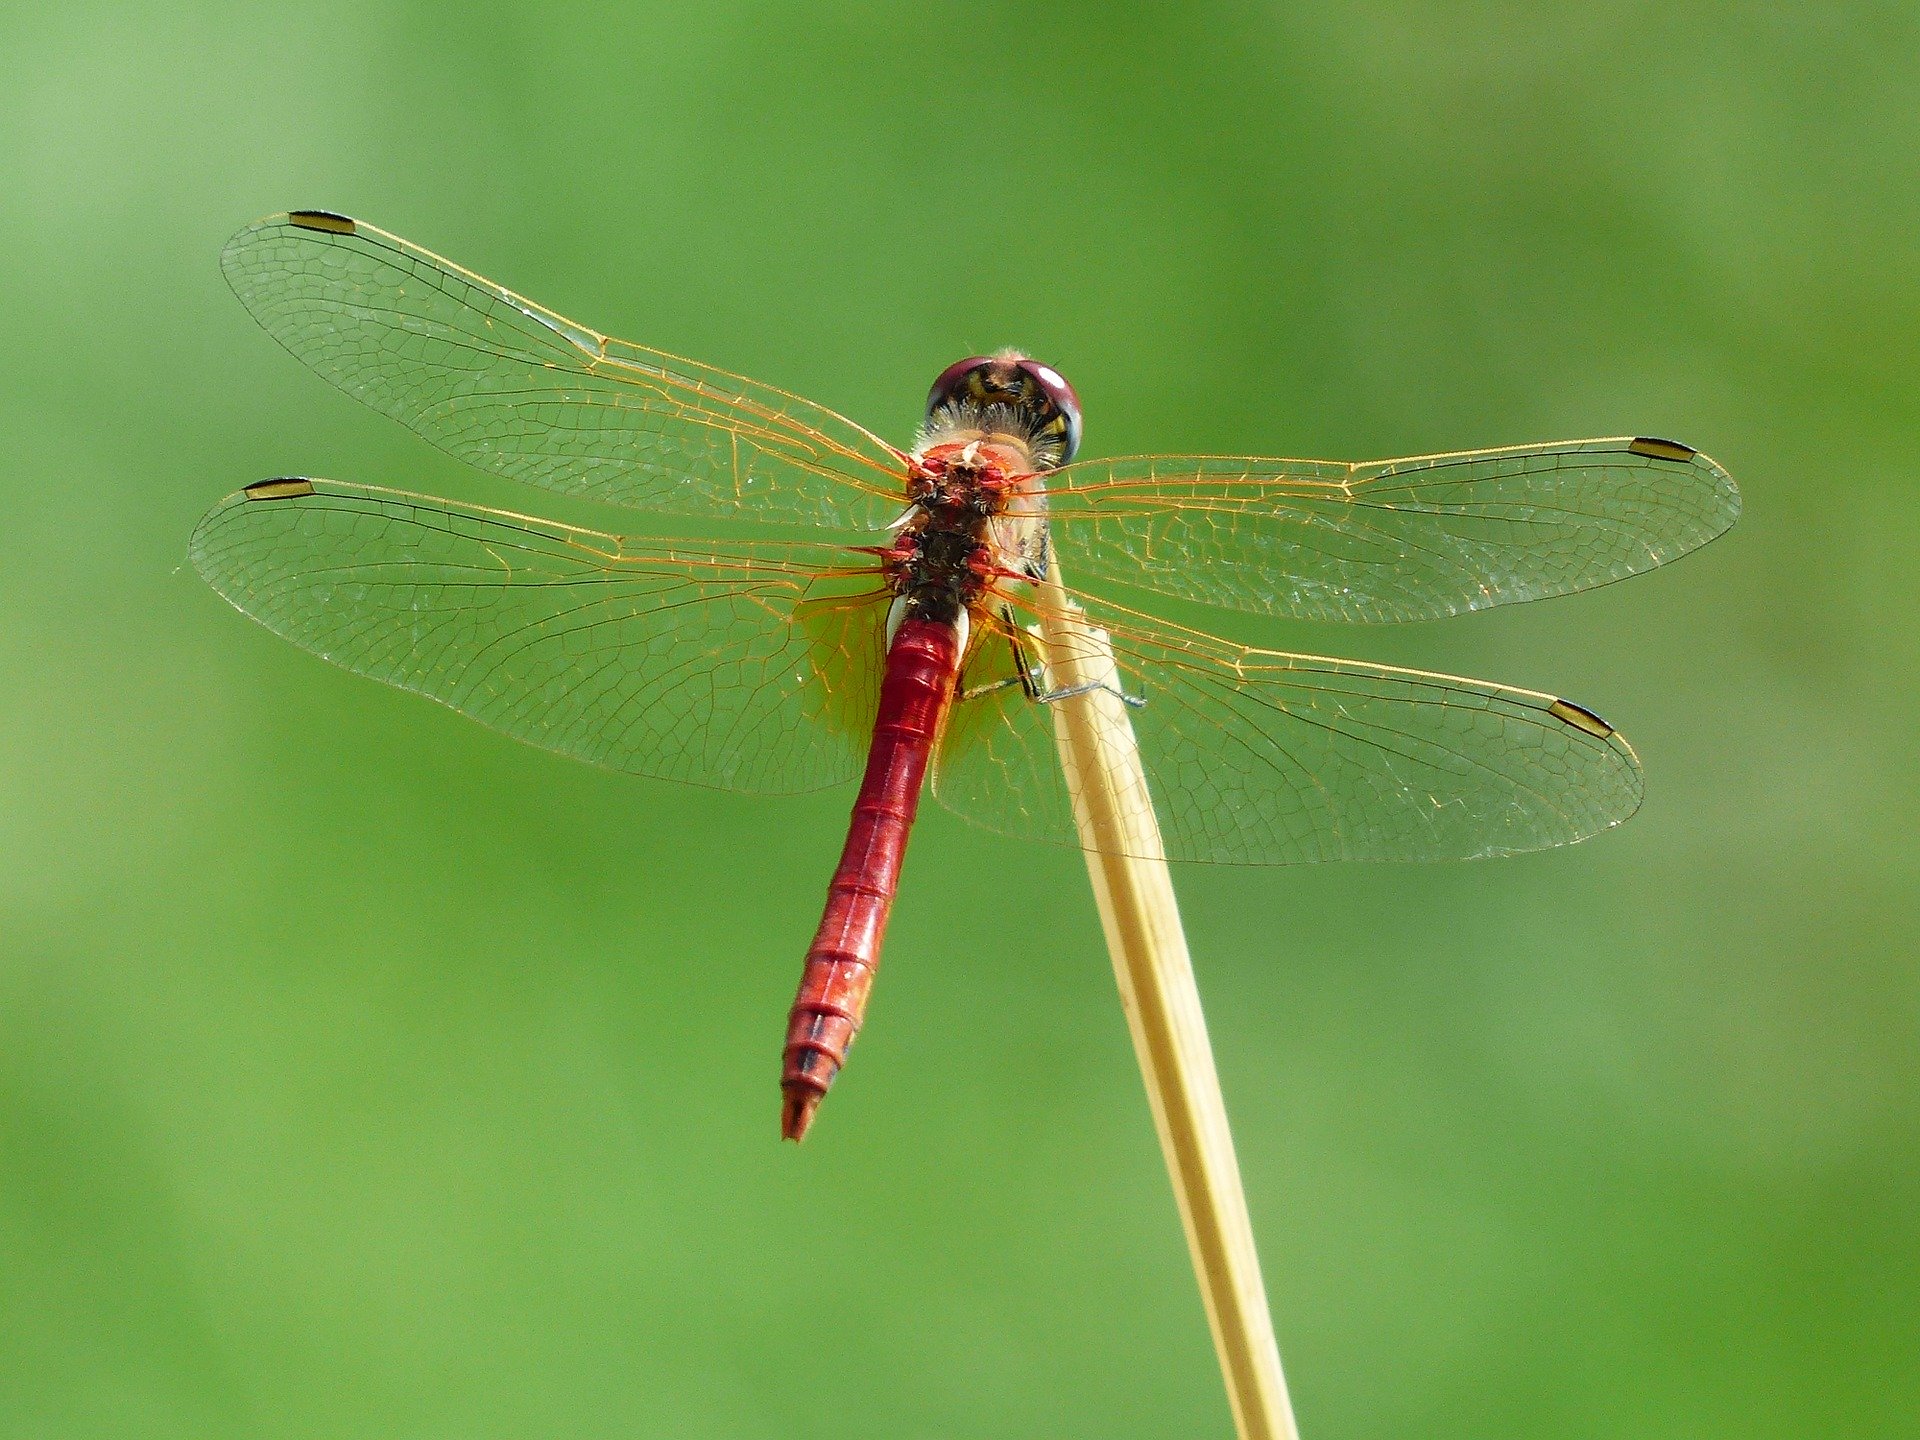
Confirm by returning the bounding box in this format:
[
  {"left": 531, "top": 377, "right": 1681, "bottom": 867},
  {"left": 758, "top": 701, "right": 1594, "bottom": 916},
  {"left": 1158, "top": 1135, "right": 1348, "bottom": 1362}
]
[
  {"left": 1016, "top": 359, "right": 1083, "bottom": 463},
  {"left": 922, "top": 352, "right": 1083, "bottom": 466},
  {"left": 924, "top": 355, "right": 995, "bottom": 419}
]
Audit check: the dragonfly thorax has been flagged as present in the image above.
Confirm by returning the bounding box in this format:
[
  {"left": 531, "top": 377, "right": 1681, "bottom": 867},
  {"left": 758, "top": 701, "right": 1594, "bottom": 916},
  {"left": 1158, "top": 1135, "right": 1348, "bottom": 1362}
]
[
  {"left": 888, "top": 526, "right": 985, "bottom": 626},
  {"left": 886, "top": 440, "right": 1045, "bottom": 628}
]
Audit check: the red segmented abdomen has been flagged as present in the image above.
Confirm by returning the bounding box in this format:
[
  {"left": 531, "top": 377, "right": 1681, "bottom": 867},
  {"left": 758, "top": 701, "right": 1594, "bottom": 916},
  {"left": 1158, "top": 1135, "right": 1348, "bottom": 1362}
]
[{"left": 782, "top": 616, "right": 961, "bottom": 1141}]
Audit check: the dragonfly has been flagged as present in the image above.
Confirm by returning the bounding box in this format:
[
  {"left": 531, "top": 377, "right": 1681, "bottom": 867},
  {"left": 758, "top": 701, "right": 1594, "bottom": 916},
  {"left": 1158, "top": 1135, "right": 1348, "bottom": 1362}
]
[{"left": 192, "top": 211, "right": 1740, "bottom": 1141}]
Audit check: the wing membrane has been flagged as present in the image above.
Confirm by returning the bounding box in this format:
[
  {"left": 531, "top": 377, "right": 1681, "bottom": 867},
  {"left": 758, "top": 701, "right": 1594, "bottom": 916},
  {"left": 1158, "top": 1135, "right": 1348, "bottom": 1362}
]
[
  {"left": 1046, "top": 438, "right": 1739, "bottom": 622},
  {"left": 190, "top": 479, "right": 889, "bottom": 793},
  {"left": 936, "top": 589, "right": 1643, "bottom": 864},
  {"left": 222, "top": 214, "right": 906, "bottom": 529}
]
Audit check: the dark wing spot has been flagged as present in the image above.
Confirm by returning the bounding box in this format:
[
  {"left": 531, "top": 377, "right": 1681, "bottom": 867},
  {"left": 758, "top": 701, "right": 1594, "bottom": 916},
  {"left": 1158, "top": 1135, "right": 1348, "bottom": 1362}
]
[
  {"left": 243, "top": 478, "right": 317, "bottom": 500},
  {"left": 1627, "top": 437, "right": 1696, "bottom": 462},
  {"left": 1549, "top": 698, "right": 1614, "bottom": 738},
  {"left": 288, "top": 210, "right": 356, "bottom": 235}
]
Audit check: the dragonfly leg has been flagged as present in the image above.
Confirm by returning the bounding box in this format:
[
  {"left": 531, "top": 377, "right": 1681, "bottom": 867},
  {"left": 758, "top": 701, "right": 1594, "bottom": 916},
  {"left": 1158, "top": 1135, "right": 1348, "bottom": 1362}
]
[
  {"left": 958, "top": 673, "right": 1024, "bottom": 703},
  {"left": 959, "top": 606, "right": 1146, "bottom": 709},
  {"left": 1031, "top": 677, "right": 1148, "bottom": 710},
  {"left": 957, "top": 604, "right": 1037, "bottom": 704}
]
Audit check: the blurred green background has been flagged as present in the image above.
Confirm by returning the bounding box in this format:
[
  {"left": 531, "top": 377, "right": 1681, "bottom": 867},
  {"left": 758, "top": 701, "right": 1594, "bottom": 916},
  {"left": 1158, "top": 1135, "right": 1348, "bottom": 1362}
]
[{"left": 3, "top": 4, "right": 1915, "bottom": 1437}]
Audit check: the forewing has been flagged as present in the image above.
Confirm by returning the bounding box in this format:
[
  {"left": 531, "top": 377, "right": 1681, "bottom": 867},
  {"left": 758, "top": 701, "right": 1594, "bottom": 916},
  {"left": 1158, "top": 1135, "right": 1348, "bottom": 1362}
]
[
  {"left": 1046, "top": 438, "right": 1739, "bottom": 622},
  {"left": 935, "top": 592, "right": 1643, "bottom": 864},
  {"left": 191, "top": 479, "right": 888, "bottom": 793},
  {"left": 222, "top": 213, "right": 906, "bottom": 530}
]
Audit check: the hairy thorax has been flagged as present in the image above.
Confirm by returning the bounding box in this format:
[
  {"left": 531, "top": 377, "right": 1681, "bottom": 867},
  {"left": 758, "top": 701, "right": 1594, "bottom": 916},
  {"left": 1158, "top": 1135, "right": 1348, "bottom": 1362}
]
[{"left": 882, "top": 436, "right": 1049, "bottom": 628}]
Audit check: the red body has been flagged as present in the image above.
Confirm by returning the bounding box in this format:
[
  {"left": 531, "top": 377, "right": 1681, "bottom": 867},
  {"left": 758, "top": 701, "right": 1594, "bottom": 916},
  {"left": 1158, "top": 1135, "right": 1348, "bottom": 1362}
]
[{"left": 781, "top": 616, "right": 963, "bottom": 1140}]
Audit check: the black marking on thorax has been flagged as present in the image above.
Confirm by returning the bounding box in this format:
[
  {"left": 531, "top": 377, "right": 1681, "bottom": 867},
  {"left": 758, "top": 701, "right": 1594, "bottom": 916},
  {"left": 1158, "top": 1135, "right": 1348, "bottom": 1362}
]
[{"left": 896, "top": 509, "right": 993, "bottom": 626}]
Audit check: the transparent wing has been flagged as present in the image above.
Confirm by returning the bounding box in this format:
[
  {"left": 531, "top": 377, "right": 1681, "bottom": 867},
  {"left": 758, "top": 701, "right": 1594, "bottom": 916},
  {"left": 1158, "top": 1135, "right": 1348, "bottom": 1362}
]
[
  {"left": 1045, "top": 437, "right": 1740, "bottom": 622},
  {"left": 935, "top": 590, "right": 1642, "bottom": 864},
  {"left": 222, "top": 213, "right": 907, "bottom": 530},
  {"left": 190, "top": 479, "right": 889, "bottom": 793}
]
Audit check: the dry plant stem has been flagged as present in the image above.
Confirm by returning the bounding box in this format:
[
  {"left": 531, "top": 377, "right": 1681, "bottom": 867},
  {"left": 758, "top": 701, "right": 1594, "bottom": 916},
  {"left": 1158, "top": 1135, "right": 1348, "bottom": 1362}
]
[{"left": 1036, "top": 566, "right": 1300, "bottom": 1440}]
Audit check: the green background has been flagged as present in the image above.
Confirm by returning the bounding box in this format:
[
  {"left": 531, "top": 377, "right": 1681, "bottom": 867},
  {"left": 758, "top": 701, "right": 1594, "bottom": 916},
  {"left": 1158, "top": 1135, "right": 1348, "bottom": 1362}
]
[{"left": 3, "top": 4, "right": 1914, "bottom": 1437}]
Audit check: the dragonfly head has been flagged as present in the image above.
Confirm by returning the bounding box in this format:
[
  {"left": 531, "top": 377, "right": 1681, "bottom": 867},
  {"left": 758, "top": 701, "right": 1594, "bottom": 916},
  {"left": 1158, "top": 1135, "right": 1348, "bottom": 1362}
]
[{"left": 918, "top": 350, "right": 1082, "bottom": 470}]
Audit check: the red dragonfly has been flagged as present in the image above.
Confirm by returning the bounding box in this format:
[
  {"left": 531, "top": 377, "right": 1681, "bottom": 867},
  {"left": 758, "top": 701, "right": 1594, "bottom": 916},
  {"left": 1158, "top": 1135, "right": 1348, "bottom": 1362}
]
[{"left": 193, "top": 211, "right": 1740, "bottom": 1140}]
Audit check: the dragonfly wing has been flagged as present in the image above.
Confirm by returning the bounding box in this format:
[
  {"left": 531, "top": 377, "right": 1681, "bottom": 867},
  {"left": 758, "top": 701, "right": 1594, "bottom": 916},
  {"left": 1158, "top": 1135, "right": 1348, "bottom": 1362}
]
[
  {"left": 191, "top": 480, "right": 888, "bottom": 794},
  {"left": 222, "top": 213, "right": 906, "bottom": 530},
  {"left": 935, "top": 592, "right": 1642, "bottom": 864},
  {"left": 1046, "top": 437, "right": 1739, "bottom": 622}
]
